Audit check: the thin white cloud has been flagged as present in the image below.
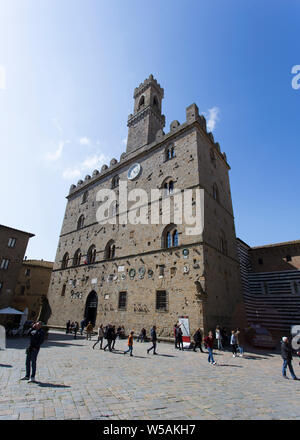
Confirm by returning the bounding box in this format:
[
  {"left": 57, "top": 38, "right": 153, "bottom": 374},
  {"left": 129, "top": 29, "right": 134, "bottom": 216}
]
[
  {"left": 0, "top": 66, "right": 6, "bottom": 90},
  {"left": 122, "top": 137, "right": 127, "bottom": 145},
  {"left": 62, "top": 152, "right": 110, "bottom": 180},
  {"left": 206, "top": 107, "right": 220, "bottom": 132},
  {"left": 45, "top": 140, "right": 70, "bottom": 161},
  {"left": 62, "top": 167, "right": 81, "bottom": 180},
  {"left": 79, "top": 137, "right": 91, "bottom": 145}
]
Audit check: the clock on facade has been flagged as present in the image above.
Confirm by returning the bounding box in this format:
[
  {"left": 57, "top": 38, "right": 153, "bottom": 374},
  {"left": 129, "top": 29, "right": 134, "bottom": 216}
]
[{"left": 127, "top": 163, "right": 141, "bottom": 180}]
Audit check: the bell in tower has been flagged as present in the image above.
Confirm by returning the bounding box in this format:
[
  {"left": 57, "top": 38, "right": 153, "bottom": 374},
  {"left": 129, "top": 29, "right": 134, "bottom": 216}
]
[{"left": 126, "top": 74, "right": 165, "bottom": 154}]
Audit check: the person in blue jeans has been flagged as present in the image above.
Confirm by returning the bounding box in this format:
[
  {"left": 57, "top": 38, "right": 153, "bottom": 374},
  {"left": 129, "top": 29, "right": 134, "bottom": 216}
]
[
  {"left": 281, "top": 336, "right": 298, "bottom": 380},
  {"left": 204, "top": 331, "right": 216, "bottom": 365},
  {"left": 20, "top": 321, "right": 45, "bottom": 383}
]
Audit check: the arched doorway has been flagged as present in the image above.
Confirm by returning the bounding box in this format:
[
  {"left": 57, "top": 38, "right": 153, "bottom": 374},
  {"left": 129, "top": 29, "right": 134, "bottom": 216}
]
[{"left": 84, "top": 291, "right": 98, "bottom": 326}]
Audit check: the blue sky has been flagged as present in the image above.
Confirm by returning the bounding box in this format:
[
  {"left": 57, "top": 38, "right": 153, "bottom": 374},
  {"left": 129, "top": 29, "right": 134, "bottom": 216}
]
[{"left": 0, "top": 0, "right": 299, "bottom": 261}]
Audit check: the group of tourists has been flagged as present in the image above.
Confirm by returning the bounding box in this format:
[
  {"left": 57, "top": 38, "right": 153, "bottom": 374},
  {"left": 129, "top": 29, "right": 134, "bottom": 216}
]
[
  {"left": 18, "top": 319, "right": 300, "bottom": 383},
  {"left": 65, "top": 320, "right": 79, "bottom": 338}
]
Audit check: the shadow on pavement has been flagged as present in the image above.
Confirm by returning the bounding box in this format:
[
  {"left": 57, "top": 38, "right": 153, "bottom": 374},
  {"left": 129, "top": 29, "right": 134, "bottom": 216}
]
[
  {"left": 154, "top": 354, "right": 177, "bottom": 358},
  {"left": 216, "top": 364, "right": 243, "bottom": 368},
  {"left": 35, "top": 381, "right": 71, "bottom": 388},
  {"left": 0, "top": 364, "right": 12, "bottom": 368}
]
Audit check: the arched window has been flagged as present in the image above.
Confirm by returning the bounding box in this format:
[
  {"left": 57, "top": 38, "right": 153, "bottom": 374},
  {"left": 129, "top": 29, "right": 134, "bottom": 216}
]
[
  {"left": 112, "top": 175, "right": 119, "bottom": 188},
  {"left": 153, "top": 95, "right": 159, "bottom": 108},
  {"left": 82, "top": 191, "right": 88, "bottom": 204},
  {"left": 77, "top": 215, "right": 85, "bottom": 230},
  {"left": 165, "top": 145, "right": 175, "bottom": 161},
  {"left": 138, "top": 95, "right": 145, "bottom": 109},
  {"left": 87, "top": 245, "right": 96, "bottom": 264},
  {"left": 104, "top": 240, "right": 116, "bottom": 259},
  {"left": 213, "top": 183, "right": 219, "bottom": 202},
  {"left": 162, "top": 224, "right": 179, "bottom": 249},
  {"left": 73, "top": 248, "right": 82, "bottom": 266},
  {"left": 163, "top": 178, "right": 174, "bottom": 195},
  {"left": 61, "top": 252, "right": 69, "bottom": 270}
]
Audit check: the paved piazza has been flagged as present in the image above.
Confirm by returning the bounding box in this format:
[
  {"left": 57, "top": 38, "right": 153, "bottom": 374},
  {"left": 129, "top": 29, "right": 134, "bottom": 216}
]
[{"left": 0, "top": 330, "right": 300, "bottom": 420}]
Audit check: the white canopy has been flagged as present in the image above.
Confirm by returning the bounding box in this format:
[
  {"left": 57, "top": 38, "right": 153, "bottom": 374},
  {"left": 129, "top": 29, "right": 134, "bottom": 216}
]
[{"left": 0, "top": 307, "right": 24, "bottom": 315}]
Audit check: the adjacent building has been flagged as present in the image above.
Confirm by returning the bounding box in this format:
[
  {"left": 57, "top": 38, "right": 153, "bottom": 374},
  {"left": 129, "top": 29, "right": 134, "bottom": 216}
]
[
  {"left": 237, "top": 238, "right": 300, "bottom": 336},
  {"left": 0, "top": 225, "right": 34, "bottom": 314},
  {"left": 46, "top": 75, "right": 246, "bottom": 337},
  {"left": 13, "top": 259, "right": 53, "bottom": 322}
]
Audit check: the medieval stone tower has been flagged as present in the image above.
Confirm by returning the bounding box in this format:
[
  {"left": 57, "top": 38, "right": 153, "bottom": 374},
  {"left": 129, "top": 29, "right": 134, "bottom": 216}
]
[{"left": 46, "top": 75, "right": 246, "bottom": 337}]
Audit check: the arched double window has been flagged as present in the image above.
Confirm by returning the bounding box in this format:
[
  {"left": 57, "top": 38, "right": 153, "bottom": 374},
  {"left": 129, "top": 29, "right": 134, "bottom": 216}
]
[
  {"left": 162, "top": 224, "right": 179, "bottom": 249},
  {"left": 77, "top": 215, "right": 85, "bottom": 230},
  {"left": 61, "top": 252, "right": 69, "bottom": 270},
  {"left": 73, "top": 248, "right": 82, "bottom": 266},
  {"left": 104, "top": 240, "right": 115, "bottom": 259},
  {"left": 87, "top": 245, "right": 97, "bottom": 264},
  {"left": 213, "top": 183, "right": 219, "bottom": 202},
  {"left": 163, "top": 179, "right": 174, "bottom": 195},
  {"left": 165, "top": 145, "right": 175, "bottom": 161}
]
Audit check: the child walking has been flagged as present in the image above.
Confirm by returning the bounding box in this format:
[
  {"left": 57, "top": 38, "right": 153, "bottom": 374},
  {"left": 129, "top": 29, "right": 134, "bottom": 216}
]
[{"left": 124, "top": 331, "right": 134, "bottom": 357}]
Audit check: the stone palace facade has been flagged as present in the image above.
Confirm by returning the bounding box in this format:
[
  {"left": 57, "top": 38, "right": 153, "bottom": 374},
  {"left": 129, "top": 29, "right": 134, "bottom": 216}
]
[{"left": 46, "top": 75, "right": 246, "bottom": 338}]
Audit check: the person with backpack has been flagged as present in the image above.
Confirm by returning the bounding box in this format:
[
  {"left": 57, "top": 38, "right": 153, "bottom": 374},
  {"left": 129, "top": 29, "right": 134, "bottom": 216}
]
[
  {"left": 204, "top": 331, "right": 216, "bottom": 365},
  {"left": 147, "top": 325, "right": 158, "bottom": 355},
  {"left": 124, "top": 331, "right": 134, "bottom": 356},
  {"left": 230, "top": 330, "right": 238, "bottom": 357},
  {"left": 93, "top": 324, "right": 104, "bottom": 349},
  {"left": 193, "top": 328, "right": 204, "bottom": 352}
]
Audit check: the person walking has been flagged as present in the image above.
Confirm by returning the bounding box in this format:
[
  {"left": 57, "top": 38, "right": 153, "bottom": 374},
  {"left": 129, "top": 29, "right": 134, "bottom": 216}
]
[
  {"left": 86, "top": 321, "right": 93, "bottom": 340},
  {"left": 74, "top": 321, "right": 79, "bottom": 339},
  {"left": 204, "top": 331, "right": 216, "bottom": 365},
  {"left": 20, "top": 321, "right": 45, "bottom": 383},
  {"left": 80, "top": 319, "right": 86, "bottom": 336},
  {"left": 215, "top": 325, "right": 224, "bottom": 351},
  {"left": 103, "top": 324, "right": 114, "bottom": 352},
  {"left": 230, "top": 330, "right": 238, "bottom": 357},
  {"left": 124, "top": 331, "right": 134, "bottom": 356},
  {"left": 93, "top": 325, "right": 104, "bottom": 349},
  {"left": 177, "top": 327, "right": 184, "bottom": 350},
  {"left": 281, "top": 336, "right": 298, "bottom": 380},
  {"left": 66, "top": 320, "right": 71, "bottom": 334},
  {"left": 111, "top": 325, "right": 117, "bottom": 350},
  {"left": 147, "top": 325, "right": 158, "bottom": 355},
  {"left": 174, "top": 324, "right": 179, "bottom": 349},
  {"left": 235, "top": 328, "right": 244, "bottom": 357},
  {"left": 193, "top": 328, "right": 204, "bottom": 352},
  {"left": 137, "top": 328, "right": 146, "bottom": 342}
]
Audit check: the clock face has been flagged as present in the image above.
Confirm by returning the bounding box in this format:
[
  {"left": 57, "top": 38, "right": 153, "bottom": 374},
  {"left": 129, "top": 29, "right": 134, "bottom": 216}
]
[{"left": 127, "top": 163, "right": 141, "bottom": 180}]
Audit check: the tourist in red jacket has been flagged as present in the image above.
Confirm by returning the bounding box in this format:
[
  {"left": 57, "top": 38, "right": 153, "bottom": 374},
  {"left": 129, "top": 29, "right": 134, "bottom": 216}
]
[{"left": 204, "top": 331, "right": 216, "bottom": 365}]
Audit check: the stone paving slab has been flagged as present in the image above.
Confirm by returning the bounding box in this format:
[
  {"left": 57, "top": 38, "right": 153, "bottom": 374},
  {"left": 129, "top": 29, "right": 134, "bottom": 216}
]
[{"left": 0, "top": 330, "right": 300, "bottom": 420}]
